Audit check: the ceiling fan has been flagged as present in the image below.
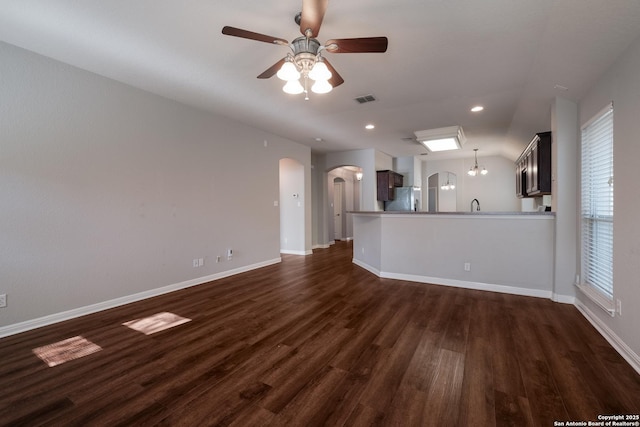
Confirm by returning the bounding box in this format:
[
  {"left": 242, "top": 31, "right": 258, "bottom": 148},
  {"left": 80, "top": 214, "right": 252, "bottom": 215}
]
[{"left": 221, "top": 0, "right": 388, "bottom": 98}]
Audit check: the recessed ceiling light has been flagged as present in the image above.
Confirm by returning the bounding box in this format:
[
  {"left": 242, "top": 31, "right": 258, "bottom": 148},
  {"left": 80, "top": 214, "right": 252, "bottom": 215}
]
[
  {"left": 471, "top": 105, "right": 484, "bottom": 112},
  {"left": 365, "top": 124, "right": 375, "bottom": 130},
  {"left": 314, "top": 137, "right": 323, "bottom": 142},
  {"left": 554, "top": 84, "right": 568, "bottom": 91}
]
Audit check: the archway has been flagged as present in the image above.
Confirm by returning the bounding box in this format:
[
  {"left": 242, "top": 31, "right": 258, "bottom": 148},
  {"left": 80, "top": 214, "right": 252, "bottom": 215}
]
[
  {"left": 327, "top": 165, "right": 362, "bottom": 243},
  {"left": 426, "top": 171, "right": 457, "bottom": 212}
]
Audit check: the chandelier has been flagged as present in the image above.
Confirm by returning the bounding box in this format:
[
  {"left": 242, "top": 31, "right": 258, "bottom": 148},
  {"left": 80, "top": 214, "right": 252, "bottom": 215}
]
[
  {"left": 468, "top": 148, "right": 488, "bottom": 177},
  {"left": 277, "top": 36, "right": 332, "bottom": 100},
  {"left": 440, "top": 173, "right": 455, "bottom": 191}
]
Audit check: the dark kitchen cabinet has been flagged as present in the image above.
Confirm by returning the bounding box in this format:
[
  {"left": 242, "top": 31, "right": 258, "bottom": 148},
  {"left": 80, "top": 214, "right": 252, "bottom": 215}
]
[
  {"left": 515, "top": 131, "right": 551, "bottom": 198},
  {"left": 377, "top": 170, "right": 404, "bottom": 201},
  {"left": 515, "top": 160, "right": 525, "bottom": 198}
]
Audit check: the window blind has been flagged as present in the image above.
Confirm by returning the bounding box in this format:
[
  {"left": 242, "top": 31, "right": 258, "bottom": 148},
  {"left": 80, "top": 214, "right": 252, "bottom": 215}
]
[{"left": 580, "top": 103, "right": 614, "bottom": 300}]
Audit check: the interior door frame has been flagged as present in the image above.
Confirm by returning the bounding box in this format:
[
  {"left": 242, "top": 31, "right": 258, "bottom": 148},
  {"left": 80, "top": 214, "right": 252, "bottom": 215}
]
[{"left": 333, "top": 179, "right": 344, "bottom": 240}]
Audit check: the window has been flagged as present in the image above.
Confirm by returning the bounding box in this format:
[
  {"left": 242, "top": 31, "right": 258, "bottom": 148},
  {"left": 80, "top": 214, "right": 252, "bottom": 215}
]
[{"left": 580, "top": 103, "right": 614, "bottom": 312}]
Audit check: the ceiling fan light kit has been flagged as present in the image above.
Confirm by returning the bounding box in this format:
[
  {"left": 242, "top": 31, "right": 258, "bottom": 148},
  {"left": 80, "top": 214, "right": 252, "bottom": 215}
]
[
  {"left": 307, "top": 59, "right": 331, "bottom": 81},
  {"left": 283, "top": 79, "right": 305, "bottom": 95},
  {"left": 277, "top": 38, "right": 333, "bottom": 96},
  {"left": 276, "top": 61, "right": 300, "bottom": 81},
  {"left": 311, "top": 78, "right": 333, "bottom": 94},
  {"left": 222, "top": 0, "right": 388, "bottom": 100}
]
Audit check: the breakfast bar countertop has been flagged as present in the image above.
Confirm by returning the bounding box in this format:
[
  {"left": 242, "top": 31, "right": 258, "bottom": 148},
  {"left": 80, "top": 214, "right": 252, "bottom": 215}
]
[{"left": 350, "top": 211, "right": 555, "bottom": 216}]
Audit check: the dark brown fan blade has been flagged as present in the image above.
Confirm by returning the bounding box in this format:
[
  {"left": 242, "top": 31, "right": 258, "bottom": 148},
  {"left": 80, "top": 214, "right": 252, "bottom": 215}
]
[
  {"left": 257, "top": 59, "right": 286, "bottom": 79},
  {"left": 325, "top": 37, "right": 388, "bottom": 53},
  {"left": 300, "top": 0, "right": 328, "bottom": 38},
  {"left": 222, "top": 26, "right": 288, "bottom": 45},
  {"left": 323, "top": 59, "right": 344, "bottom": 88}
]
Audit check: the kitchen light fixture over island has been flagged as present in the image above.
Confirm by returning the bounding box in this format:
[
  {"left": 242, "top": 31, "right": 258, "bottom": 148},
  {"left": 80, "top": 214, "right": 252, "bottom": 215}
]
[{"left": 468, "top": 148, "right": 488, "bottom": 176}]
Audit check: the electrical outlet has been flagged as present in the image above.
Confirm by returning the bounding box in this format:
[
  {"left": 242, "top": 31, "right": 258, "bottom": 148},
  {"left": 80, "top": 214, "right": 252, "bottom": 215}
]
[
  {"left": 464, "top": 262, "right": 471, "bottom": 271},
  {"left": 198, "top": 258, "right": 204, "bottom": 267},
  {"left": 193, "top": 259, "right": 199, "bottom": 268},
  {"left": 0, "top": 294, "right": 6, "bottom": 308},
  {"left": 227, "top": 249, "right": 233, "bottom": 260},
  {"left": 616, "top": 299, "right": 622, "bottom": 316}
]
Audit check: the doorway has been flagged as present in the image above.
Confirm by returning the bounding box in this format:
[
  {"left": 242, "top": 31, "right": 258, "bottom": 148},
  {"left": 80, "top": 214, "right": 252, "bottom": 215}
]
[
  {"left": 333, "top": 179, "right": 344, "bottom": 240},
  {"left": 326, "top": 166, "right": 361, "bottom": 244},
  {"left": 427, "top": 171, "right": 457, "bottom": 212},
  {"left": 279, "top": 158, "right": 306, "bottom": 255}
]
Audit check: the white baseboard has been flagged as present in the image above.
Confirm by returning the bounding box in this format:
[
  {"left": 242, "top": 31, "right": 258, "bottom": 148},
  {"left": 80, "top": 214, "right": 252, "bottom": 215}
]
[
  {"left": 352, "top": 258, "right": 381, "bottom": 277},
  {"left": 280, "top": 249, "right": 313, "bottom": 256},
  {"left": 552, "top": 293, "right": 576, "bottom": 304},
  {"left": 0, "top": 258, "right": 282, "bottom": 339},
  {"left": 574, "top": 299, "right": 640, "bottom": 375},
  {"left": 382, "top": 271, "right": 553, "bottom": 299},
  {"left": 352, "top": 260, "right": 577, "bottom": 302},
  {"left": 312, "top": 244, "right": 331, "bottom": 249}
]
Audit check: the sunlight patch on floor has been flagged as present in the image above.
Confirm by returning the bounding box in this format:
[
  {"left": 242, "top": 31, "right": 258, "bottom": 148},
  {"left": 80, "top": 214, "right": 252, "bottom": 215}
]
[
  {"left": 32, "top": 336, "right": 102, "bottom": 367},
  {"left": 123, "top": 312, "right": 191, "bottom": 335}
]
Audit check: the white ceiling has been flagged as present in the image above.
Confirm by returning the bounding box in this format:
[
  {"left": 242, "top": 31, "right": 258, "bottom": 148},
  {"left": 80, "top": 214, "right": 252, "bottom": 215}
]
[{"left": 2, "top": 0, "right": 640, "bottom": 161}]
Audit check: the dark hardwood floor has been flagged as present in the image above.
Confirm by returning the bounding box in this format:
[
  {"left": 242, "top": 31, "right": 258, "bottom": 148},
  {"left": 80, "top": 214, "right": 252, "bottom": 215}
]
[{"left": 1, "top": 241, "right": 639, "bottom": 426}]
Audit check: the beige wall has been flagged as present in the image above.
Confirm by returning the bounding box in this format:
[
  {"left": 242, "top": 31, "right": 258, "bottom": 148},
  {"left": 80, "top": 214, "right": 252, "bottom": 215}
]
[
  {"left": 423, "top": 155, "right": 520, "bottom": 212},
  {"left": 353, "top": 213, "right": 556, "bottom": 297},
  {"left": 0, "top": 42, "right": 311, "bottom": 331},
  {"left": 575, "top": 31, "right": 640, "bottom": 368}
]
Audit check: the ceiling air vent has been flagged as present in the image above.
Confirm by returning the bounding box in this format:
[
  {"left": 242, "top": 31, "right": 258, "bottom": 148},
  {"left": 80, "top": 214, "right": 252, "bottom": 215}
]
[{"left": 354, "top": 94, "right": 377, "bottom": 104}]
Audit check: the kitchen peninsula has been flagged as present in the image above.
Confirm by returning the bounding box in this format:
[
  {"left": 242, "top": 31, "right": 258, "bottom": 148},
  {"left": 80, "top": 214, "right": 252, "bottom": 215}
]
[{"left": 351, "top": 211, "right": 556, "bottom": 299}]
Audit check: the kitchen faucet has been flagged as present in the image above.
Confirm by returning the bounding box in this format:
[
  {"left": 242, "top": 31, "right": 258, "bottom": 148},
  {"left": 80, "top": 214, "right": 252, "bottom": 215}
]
[{"left": 470, "top": 198, "right": 480, "bottom": 212}]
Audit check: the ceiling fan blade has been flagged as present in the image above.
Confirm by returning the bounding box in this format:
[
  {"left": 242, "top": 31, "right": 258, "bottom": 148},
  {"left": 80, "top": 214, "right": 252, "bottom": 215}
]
[
  {"left": 325, "top": 37, "right": 388, "bottom": 53},
  {"left": 222, "top": 26, "right": 288, "bottom": 45},
  {"left": 300, "top": 0, "right": 328, "bottom": 38},
  {"left": 257, "top": 59, "right": 286, "bottom": 79},
  {"left": 323, "top": 59, "right": 344, "bottom": 88}
]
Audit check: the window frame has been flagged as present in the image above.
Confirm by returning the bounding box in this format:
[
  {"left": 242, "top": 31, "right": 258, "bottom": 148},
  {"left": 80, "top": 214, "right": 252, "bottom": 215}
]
[{"left": 577, "top": 102, "right": 615, "bottom": 316}]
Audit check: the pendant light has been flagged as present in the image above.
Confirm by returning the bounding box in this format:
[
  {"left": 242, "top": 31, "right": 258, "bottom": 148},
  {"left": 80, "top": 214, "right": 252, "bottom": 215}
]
[
  {"left": 468, "top": 148, "right": 488, "bottom": 177},
  {"left": 440, "top": 173, "right": 455, "bottom": 190}
]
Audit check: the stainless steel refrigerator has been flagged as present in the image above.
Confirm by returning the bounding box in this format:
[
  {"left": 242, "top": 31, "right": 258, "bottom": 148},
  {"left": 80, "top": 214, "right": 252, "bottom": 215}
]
[{"left": 384, "top": 187, "right": 421, "bottom": 211}]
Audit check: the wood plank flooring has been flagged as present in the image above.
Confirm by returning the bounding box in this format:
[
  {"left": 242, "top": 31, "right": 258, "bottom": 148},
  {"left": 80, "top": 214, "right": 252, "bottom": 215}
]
[{"left": 1, "top": 241, "right": 639, "bottom": 426}]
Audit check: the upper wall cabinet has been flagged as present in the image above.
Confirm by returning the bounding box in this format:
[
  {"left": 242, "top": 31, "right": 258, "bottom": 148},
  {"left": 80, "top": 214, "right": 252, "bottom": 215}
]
[
  {"left": 377, "top": 170, "right": 404, "bottom": 201},
  {"left": 516, "top": 131, "right": 552, "bottom": 198}
]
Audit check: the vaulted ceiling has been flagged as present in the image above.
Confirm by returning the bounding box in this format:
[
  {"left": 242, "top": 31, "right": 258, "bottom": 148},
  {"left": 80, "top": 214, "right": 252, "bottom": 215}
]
[{"left": 2, "top": 0, "right": 640, "bottom": 160}]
